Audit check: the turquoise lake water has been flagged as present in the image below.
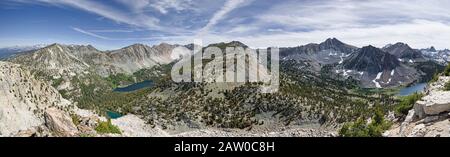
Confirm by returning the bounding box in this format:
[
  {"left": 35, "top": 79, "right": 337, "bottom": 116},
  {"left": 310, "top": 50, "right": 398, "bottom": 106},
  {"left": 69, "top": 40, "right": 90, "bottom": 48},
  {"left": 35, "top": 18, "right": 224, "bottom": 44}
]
[
  {"left": 106, "top": 111, "right": 122, "bottom": 119},
  {"left": 398, "top": 83, "right": 427, "bottom": 96},
  {"left": 113, "top": 80, "right": 154, "bottom": 92}
]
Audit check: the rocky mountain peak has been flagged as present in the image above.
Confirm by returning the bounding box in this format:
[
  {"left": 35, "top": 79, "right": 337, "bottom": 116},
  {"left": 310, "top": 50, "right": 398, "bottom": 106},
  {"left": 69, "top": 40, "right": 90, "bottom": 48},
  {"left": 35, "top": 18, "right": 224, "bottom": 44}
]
[
  {"left": 153, "top": 43, "right": 175, "bottom": 50},
  {"left": 208, "top": 41, "right": 249, "bottom": 49},
  {"left": 228, "top": 41, "right": 248, "bottom": 47},
  {"left": 429, "top": 46, "right": 437, "bottom": 52},
  {"left": 86, "top": 44, "right": 96, "bottom": 50},
  {"left": 47, "top": 43, "right": 63, "bottom": 47},
  {"left": 116, "top": 44, "right": 152, "bottom": 55},
  {"left": 319, "top": 38, "right": 357, "bottom": 53},
  {"left": 383, "top": 42, "right": 424, "bottom": 60},
  {"left": 362, "top": 45, "right": 378, "bottom": 50},
  {"left": 66, "top": 44, "right": 99, "bottom": 52},
  {"left": 343, "top": 45, "right": 400, "bottom": 74},
  {"left": 382, "top": 42, "right": 412, "bottom": 52},
  {"left": 184, "top": 43, "right": 203, "bottom": 50},
  {"left": 156, "top": 42, "right": 172, "bottom": 47},
  {"left": 358, "top": 45, "right": 392, "bottom": 59},
  {"left": 126, "top": 43, "right": 148, "bottom": 49},
  {"left": 44, "top": 43, "right": 64, "bottom": 51},
  {"left": 382, "top": 44, "right": 393, "bottom": 49},
  {"left": 393, "top": 42, "right": 408, "bottom": 47},
  {"left": 321, "top": 38, "right": 342, "bottom": 45}
]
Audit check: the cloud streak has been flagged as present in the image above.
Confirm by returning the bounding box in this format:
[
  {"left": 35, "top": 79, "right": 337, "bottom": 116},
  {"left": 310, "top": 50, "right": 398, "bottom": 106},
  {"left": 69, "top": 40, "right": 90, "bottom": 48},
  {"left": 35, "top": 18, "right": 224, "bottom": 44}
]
[
  {"left": 197, "top": 0, "right": 251, "bottom": 36},
  {"left": 15, "top": 0, "right": 163, "bottom": 30},
  {"left": 71, "top": 27, "right": 193, "bottom": 42},
  {"left": 4, "top": 0, "right": 450, "bottom": 50},
  {"left": 71, "top": 27, "right": 111, "bottom": 40}
]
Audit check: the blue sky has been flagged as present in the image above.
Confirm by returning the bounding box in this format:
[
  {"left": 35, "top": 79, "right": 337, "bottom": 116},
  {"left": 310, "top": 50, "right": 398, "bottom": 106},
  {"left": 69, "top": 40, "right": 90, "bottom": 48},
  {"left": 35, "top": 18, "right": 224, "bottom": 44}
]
[{"left": 1, "top": 0, "right": 450, "bottom": 50}]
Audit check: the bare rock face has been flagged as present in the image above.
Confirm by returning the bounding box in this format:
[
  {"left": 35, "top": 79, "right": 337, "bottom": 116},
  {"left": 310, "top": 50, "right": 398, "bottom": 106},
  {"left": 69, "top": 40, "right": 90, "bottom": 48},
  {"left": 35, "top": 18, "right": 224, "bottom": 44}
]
[
  {"left": 0, "top": 61, "right": 72, "bottom": 136},
  {"left": 44, "top": 108, "right": 78, "bottom": 137}
]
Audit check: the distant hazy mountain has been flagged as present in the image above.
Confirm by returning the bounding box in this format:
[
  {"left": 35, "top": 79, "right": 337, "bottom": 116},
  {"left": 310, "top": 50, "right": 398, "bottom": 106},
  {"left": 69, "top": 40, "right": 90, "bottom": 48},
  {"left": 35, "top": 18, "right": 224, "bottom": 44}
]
[
  {"left": 421, "top": 47, "right": 450, "bottom": 64},
  {"left": 0, "top": 45, "right": 47, "bottom": 59}
]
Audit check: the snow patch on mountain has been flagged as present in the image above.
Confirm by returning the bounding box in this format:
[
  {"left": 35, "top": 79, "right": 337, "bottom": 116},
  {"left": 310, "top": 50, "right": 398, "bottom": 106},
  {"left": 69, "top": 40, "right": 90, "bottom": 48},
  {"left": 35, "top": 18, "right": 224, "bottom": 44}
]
[
  {"left": 372, "top": 72, "right": 383, "bottom": 88},
  {"left": 338, "top": 53, "right": 345, "bottom": 64}
]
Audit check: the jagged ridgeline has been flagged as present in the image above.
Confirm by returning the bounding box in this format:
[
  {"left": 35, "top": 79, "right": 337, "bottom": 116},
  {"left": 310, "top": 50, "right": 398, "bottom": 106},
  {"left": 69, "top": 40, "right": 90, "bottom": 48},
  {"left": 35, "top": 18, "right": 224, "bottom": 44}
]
[{"left": 8, "top": 40, "right": 434, "bottom": 130}]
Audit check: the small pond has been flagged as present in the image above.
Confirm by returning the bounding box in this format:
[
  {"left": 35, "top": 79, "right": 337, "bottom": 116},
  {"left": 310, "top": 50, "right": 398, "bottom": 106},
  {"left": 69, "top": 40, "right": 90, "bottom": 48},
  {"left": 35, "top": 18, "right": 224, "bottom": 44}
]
[
  {"left": 113, "top": 80, "right": 154, "bottom": 92},
  {"left": 398, "top": 83, "right": 427, "bottom": 96},
  {"left": 106, "top": 111, "right": 123, "bottom": 119}
]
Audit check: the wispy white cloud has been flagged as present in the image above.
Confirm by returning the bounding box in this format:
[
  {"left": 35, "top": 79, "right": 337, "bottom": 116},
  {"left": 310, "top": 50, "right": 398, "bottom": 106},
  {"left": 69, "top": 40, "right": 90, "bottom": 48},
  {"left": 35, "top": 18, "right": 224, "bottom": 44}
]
[
  {"left": 150, "top": 0, "right": 195, "bottom": 14},
  {"left": 197, "top": 0, "right": 252, "bottom": 36},
  {"left": 115, "top": 0, "right": 150, "bottom": 12},
  {"left": 115, "top": 0, "right": 195, "bottom": 14},
  {"left": 211, "top": 0, "right": 450, "bottom": 49},
  {"left": 71, "top": 27, "right": 192, "bottom": 42},
  {"left": 71, "top": 27, "right": 111, "bottom": 40},
  {"left": 5, "top": 0, "right": 450, "bottom": 50},
  {"left": 89, "top": 29, "right": 135, "bottom": 33},
  {"left": 15, "top": 0, "right": 163, "bottom": 30},
  {"left": 224, "top": 20, "right": 450, "bottom": 50},
  {"left": 257, "top": 0, "right": 450, "bottom": 30}
]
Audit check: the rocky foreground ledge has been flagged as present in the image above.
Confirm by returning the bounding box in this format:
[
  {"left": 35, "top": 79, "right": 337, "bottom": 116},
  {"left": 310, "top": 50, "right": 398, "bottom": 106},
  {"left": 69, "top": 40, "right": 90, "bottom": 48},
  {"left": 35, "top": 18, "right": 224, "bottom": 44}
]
[
  {"left": 15, "top": 107, "right": 335, "bottom": 137},
  {"left": 384, "top": 76, "right": 450, "bottom": 137}
]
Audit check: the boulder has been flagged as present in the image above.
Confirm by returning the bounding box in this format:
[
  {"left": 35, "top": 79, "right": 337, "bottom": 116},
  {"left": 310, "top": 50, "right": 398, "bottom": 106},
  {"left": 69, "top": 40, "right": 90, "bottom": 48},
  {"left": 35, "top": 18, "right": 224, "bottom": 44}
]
[
  {"left": 414, "top": 91, "right": 450, "bottom": 117},
  {"left": 44, "top": 108, "right": 78, "bottom": 137},
  {"left": 404, "top": 109, "right": 415, "bottom": 123},
  {"left": 414, "top": 101, "right": 426, "bottom": 119},
  {"left": 423, "top": 97, "right": 450, "bottom": 115}
]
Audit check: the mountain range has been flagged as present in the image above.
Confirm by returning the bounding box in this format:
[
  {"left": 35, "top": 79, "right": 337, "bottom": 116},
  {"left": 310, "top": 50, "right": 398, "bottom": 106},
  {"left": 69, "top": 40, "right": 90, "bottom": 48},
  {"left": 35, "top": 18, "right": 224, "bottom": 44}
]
[
  {"left": 421, "top": 46, "right": 450, "bottom": 64},
  {"left": 2, "top": 38, "right": 446, "bottom": 89},
  {"left": 7, "top": 43, "right": 177, "bottom": 78},
  {"left": 0, "top": 38, "right": 449, "bottom": 137},
  {"left": 279, "top": 38, "right": 445, "bottom": 88}
]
